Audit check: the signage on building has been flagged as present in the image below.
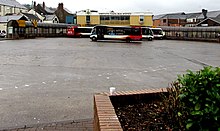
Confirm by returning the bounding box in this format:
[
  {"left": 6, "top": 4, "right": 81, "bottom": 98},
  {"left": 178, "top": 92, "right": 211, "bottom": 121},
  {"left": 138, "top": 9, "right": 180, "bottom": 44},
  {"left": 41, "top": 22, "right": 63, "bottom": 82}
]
[
  {"left": 33, "top": 20, "right": 37, "bottom": 27},
  {"left": 17, "top": 20, "right": 26, "bottom": 27}
]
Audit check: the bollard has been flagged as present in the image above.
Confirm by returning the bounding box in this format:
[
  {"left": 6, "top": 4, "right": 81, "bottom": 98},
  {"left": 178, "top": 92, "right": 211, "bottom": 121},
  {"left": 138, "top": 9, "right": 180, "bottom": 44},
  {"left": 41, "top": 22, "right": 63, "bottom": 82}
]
[{"left": 109, "top": 87, "right": 116, "bottom": 95}]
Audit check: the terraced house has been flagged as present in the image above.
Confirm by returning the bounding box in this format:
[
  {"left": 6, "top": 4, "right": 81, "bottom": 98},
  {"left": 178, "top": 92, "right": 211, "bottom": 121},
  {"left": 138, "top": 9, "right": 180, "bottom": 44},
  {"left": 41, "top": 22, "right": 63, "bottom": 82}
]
[
  {"left": 197, "top": 10, "right": 220, "bottom": 26},
  {"left": 0, "top": 0, "right": 27, "bottom": 16}
]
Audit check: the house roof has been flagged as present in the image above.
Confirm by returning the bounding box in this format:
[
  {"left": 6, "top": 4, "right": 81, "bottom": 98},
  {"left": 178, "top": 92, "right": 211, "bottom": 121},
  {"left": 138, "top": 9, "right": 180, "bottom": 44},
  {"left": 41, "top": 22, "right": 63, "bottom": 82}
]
[
  {"left": 0, "top": 0, "right": 26, "bottom": 9},
  {"left": 165, "top": 14, "right": 186, "bottom": 19},
  {"left": 0, "top": 15, "right": 28, "bottom": 23},
  {"left": 153, "top": 14, "right": 166, "bottom": 20},
  {"left": 28, "top": 9, "right": 45, "bottom": 19},
  {"left": 153, "top": 12, "right": 186, "bottom": 20},
  {"left": 64, "top": 8, "right": 72, "bottom": 14},
  {"left": 212, "top": 18, "right": 220, "bottom": 23},
  {"left": 39, "top": 4, "right": 56, "bottom": 14},
  {"left": 22, "top": 13, "right": 41, "bottom": 21},
  {"left": 44, "top": 15, "right": 56, "bottom": 21},
  {"left": 196, "top": 17, "right": 220, "bottom": 26},
  {"left": 186, "top": 13, "right": 202, "bottom": 19},
  {"left": 198, "top": 10, "right": 220, "bottom": 19}
]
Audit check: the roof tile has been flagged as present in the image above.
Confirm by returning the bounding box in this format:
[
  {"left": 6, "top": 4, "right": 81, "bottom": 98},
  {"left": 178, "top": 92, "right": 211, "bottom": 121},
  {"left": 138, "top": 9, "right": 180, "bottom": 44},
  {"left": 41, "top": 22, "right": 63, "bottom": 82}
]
[{"left": 0, "top": 0, "right": 26, "bottom": 9}]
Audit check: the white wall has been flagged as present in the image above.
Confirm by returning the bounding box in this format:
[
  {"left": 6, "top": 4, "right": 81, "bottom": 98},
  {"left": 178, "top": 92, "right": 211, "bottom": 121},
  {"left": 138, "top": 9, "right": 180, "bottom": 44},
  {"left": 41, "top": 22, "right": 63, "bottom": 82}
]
[
  {"left": 186, "top": 18, "right": 197, "bottom": 23},
  {"left": 0, "top": 23, "right": 7, "bottom": 32},
  {"left": 43, "top": 21, "right": 54, "bottom": 23},
  {"left": 28, "top": 9, "right": 45, "bottom": 21},
  {"left": 43, "top": 16, "right": 59, "bottom": 23},
  {"left": 0, "top": 5, "right": 28, "bottom": 16}
]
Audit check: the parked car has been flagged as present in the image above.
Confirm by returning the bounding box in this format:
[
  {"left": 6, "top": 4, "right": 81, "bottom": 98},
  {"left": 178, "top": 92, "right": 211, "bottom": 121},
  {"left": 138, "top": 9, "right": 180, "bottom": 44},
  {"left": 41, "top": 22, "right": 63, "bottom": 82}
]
[{"left": 0, "top": 30, "right": 6, "bottom": 38}]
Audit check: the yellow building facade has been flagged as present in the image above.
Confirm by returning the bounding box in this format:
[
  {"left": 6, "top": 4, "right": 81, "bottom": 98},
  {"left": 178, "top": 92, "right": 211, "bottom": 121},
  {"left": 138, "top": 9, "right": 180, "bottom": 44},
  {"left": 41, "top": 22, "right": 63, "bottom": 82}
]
[
  {"left": 76, "top": 10, "right": 153, "bottom": 27},
  {"left": 130, "top": 14, "right": 153, "bottom": 26}
]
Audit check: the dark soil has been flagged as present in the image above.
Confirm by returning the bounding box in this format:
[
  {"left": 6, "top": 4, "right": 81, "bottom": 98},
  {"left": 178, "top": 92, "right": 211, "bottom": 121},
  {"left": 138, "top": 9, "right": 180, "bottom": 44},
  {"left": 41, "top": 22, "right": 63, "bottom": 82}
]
[{"left": 114, "top": 101, "right": 171, "bottom": 131}]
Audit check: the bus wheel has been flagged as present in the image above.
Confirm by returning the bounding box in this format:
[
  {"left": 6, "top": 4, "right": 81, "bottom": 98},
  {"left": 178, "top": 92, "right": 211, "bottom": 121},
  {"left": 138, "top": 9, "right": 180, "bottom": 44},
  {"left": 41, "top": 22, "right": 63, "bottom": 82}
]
[
  {"left": 148, "top": 37, "right": 152, "bottom": 41},
  {"left": 92, "top": 37, "right": 97, "bottom": 41},
  {"left": 126, "top": 38, "right": 131, "bottom": 43}
]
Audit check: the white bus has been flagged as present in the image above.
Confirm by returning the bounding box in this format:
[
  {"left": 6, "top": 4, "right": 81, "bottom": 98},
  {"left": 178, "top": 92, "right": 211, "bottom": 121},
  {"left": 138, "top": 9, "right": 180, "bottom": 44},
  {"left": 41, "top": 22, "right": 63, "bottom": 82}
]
[
  {"left": 150, "top": 28, "right": 165, "bottom": 39},
  {"left": 142, "top": 27, "right": 154, "bottom": 41}
]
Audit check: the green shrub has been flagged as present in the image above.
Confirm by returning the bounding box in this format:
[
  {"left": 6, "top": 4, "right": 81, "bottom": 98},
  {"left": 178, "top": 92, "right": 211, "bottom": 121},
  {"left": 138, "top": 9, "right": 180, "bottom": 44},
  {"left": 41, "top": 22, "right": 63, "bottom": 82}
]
[
  {"left": 157, "top": 67, "right": 220, "bottom": 130},
  {"left": 178, "top": 66, "right": 220, "bottom": 130}
]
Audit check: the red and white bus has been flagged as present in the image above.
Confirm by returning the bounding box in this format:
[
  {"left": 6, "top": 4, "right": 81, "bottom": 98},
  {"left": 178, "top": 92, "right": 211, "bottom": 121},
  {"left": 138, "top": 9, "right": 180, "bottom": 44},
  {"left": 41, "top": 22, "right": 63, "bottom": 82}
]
[
  {"left": 67, "top": 26, "right": 93, "bottom": 37},
  {"left": 90, "top": 25, "right": 142, "bottom": 42}
]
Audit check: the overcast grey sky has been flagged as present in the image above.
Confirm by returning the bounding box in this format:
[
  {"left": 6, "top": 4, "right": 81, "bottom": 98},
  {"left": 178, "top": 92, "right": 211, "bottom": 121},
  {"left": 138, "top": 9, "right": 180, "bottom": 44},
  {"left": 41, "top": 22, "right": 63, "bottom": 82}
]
[{"left": 17, "top": 0, "right": 219, "bottom": 15}]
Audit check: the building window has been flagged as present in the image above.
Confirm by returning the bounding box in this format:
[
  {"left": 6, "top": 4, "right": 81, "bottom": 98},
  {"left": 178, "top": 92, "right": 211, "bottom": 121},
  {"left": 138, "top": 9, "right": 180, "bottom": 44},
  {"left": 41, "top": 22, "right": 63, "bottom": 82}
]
[
  {"left": 163, "top": 19, "right": 167, "bottom": 23},
  {"left": 121, "top": 16, "right": 130, "bottom": 20},
  {"left": 86, "top": 15, "right": 90, "bottom": 23},
  {"left": 110, "top": 16, "right": 118, "bottom": 20},
  {"left": 54, "top": 18, "right": 58, "bottom": 23},
  {"left": 140, "top": 15, "right": 144, "bottom": 22},
  {"left": 100, "top": 15, "right": 130, "bottom": 21},
  {"left": 100, "top": 16, "right": 109, "bottom": 20},
  {"left": 10, "top": 7, "right": 13, "bottom": 13},
  {"left": 193, "top": 19, "right": 196, "bottom": 22}
]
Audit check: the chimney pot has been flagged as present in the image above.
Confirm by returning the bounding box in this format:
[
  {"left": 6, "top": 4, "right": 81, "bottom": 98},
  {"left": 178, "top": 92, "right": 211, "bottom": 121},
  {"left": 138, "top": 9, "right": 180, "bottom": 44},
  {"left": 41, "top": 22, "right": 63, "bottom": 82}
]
[
  {"left": 202, "top": 9, "right": 208, "bottom": 19},
  {"left": 58, "top": 3, "right": 64, "bottom": 10},
  {"left": 43, "top": 2, "right": 45, "bottom": 9},
  {"left": 34, "top": 1, "right": 36, "bottom": 8}
]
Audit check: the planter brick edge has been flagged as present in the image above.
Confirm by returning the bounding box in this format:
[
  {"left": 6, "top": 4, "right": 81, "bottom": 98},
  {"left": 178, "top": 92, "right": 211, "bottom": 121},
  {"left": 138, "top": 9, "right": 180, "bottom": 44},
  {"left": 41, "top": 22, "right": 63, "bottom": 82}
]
[{"left": 94, "top": 88, "right": 167, "bottom": 131}]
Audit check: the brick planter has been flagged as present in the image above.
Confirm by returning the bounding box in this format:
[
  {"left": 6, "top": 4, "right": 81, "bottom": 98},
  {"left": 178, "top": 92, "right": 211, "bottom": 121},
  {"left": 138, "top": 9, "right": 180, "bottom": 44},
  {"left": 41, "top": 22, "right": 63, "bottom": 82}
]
[{"left": 94, "top": 88, "right": 167, "bottom": 131}]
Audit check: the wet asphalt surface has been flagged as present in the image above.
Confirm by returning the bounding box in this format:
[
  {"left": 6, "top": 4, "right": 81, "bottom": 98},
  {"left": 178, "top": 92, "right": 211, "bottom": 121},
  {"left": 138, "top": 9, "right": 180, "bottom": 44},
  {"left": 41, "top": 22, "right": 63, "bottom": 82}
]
[{"left": 0, "top": 38, "right": 219, "bottom": 129}]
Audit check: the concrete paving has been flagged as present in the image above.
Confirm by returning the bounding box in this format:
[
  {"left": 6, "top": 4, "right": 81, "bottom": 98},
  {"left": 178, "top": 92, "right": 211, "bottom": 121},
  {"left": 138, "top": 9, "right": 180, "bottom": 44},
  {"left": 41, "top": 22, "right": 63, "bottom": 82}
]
[
  {"left": 3, "top": 119, "right": 93, "bottom": 131},
  {"left": 0, "top": 38, "right": 219, "bottom": 129}
]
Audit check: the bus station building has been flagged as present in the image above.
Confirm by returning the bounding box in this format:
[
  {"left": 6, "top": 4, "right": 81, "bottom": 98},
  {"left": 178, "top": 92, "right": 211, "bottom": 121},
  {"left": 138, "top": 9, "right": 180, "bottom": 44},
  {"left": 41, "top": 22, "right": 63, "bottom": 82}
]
[{"left": 76, "top": 9, "right": 153, "bottom": 27}]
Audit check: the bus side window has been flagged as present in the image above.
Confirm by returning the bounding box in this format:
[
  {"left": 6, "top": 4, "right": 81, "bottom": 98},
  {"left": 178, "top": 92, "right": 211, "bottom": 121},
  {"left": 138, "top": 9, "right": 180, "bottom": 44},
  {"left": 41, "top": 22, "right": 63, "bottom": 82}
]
[
  {"left": 109, "top": 31, "right": 115, "bottom": 35},
  {"left": 107, "top": 28, "right": 115, "bottom": 35},
  {"left": 124, "top": 29, "right": 131, "bottom": 35}
]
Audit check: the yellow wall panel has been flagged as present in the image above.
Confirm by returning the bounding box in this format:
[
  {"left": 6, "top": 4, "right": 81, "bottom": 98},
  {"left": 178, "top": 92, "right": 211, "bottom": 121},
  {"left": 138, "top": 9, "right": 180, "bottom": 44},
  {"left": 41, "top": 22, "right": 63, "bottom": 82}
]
[
  {"left": 144, "top": 16, "right": 153, "bottom": 26},
  {"left": 77, "top": 16, "right": 86, "bottom": 25},
  {"left": 90, "top": 16, "right": 100, "bottom": 25},
  {"left": 130, "top": 15, "right": 153, "bottom": 26},
  {"left": 130, "top": 16, "right": 139, "bottom": 26}
]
